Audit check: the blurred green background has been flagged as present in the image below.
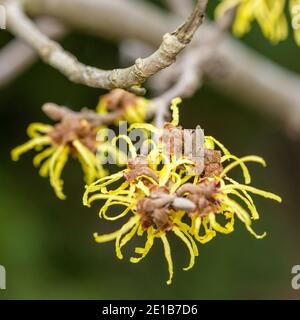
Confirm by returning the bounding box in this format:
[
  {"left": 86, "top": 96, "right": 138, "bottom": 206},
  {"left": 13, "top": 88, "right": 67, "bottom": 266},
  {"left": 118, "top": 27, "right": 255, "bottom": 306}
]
[{"left": 0, "top": 0, "right": 300, "bottom": 299}]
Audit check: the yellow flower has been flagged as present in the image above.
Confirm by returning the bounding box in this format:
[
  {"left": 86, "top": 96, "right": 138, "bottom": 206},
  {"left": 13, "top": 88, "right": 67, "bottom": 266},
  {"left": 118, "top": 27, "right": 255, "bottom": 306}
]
[
  {"left": 97, "top": 89, "right": 149, "bottom": 124},
  {"left": 177, "top": 147, "right": 282, "bottom": 244},
  {"left": 197, "top": 136, "right": 281, "bottom": 240},
  {"left": 216, "top": 0, "right": 300, "bottom": 45},
  {"left": 129, "top": 100, "right": 281, "bottom": 241},
  {"left": 11, "top": 109, "right": 110, "bottom": 200},
  {"left": 83, "top": 98, "right": 281, "bottom": 284},
  {"left": 84, "top": 149, "right": 199, "bottom": 285}
]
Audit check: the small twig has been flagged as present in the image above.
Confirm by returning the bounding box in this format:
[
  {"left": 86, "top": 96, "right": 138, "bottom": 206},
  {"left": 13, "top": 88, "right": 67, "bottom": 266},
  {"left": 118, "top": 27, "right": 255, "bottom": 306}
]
[
  {"left": 4, "top": 0, "right": 208, "bottom": 92},
  {"left": 16, "top": 0, "right": 300, "bottom": 135},
  {"left": 42, "top": 103, "right": 123, "bottom": 126},
  {"left": 153, "top": 6, "right": 237, "bottom": 128},
  {"left": 174, "top": 0, "right": 207, "bottom": 44}
]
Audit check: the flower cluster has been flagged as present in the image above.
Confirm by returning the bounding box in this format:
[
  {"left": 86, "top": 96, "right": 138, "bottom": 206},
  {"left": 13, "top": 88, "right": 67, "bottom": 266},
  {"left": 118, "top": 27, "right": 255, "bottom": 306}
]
[
  {"left": 83, "top": 99, "right": 281, "bottom": 285},
  {"left": 96, "top": 88, "right": 148, "bottom": 124},
  {"left": 11, "top": 90, "right": 148, "bottom": 199},
  {"left": 216, "top": 0, "right": 300, "bottom": 45}
]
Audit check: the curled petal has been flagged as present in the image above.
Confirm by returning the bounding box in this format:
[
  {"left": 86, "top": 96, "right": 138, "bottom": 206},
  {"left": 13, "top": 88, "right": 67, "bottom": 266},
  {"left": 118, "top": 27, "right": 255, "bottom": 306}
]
[
  {"left": 192, "top": 216, "right": 216, "bottom": 244},
  {"left": 112, "top": 135, "right": 137, "bottom": 159},
  {"left": 225, "top": 189, "right": 259, "bottom": 220},
  {"left": 33, "top": 147, "right": 55, "bottom": 167},
  {"left": 129, "top": 123, "right": 160, "bottom": 135},
  {"left": 99, "top": 200, "right": 132, "bottom": 221},
  {"left": 205, "top": 136, "right": 230, "bottom": 156},
  {"left": 221, "top": 155, "right": 266, "bottom": 184},
  {"left": 73, "top": 140, "right": 105, "bottom": 183},
  {"left": 83, "top": 172, "right": 124, "bottom": 206},
  {"left": 27, "top": 123, "right": 52, "bottom": 138},
  {"left": 222, "top": 197, "right": 266, "bottom": 239},
  {"left": 11, "top": 136, "right": 51, "bottom": 161},
  {"left": 224, "top": 176, "right": 259, "bottom": 219},
  {"left": 116, "top": 222, "right": 139, "bottom": 260},
  {"left": 222, "top": 184, "right": 282, "bottom": 203},
  {"left": 130, "top": 227, "right": 155, "bottom": 263},
  {"left": 173, "top": 226, "right": 197, "bottom": 271},
  {"left": 94, "top": 216, "right": 139, "bottom": 244},
  {"left": 39, "top": 157, "right": 51, "bottom": 177},
  {"left": 160, "top": 234, "right": 173, "bottom": 285},
  {"left": 170, "top": 97, "right": 181, "bottom": 127},
  {"left": 208, "top": 212, "right": 234, "bottom": 234},
  {"left": 49, "top": 144, "right": 69, "bottom": 200}
]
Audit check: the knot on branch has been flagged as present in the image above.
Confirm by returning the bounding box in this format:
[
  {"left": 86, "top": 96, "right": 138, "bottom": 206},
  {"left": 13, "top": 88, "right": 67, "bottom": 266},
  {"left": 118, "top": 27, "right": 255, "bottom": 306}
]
[{"left": 160, "top": 33, "right": 186, "bottom": 65}]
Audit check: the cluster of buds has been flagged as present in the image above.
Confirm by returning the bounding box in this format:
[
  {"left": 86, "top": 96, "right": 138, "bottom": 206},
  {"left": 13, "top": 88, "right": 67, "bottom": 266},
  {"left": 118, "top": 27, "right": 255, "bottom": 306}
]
[
  {"left": 97, "top": 88, "right": 149, "bottom": 124},
  {"left": 12, "top": 93, "right": 281, "bottom": 284},
  {"left": 83, "top": 99, "right": 281, "bottom": 285},
  {"left": 9, "top": 1, "right": 289, "bottom": 285},
  {"left": 216, "top": 0, "right": 300, "bottom": 45},
  {"left": 11, "top": 90, "right": 148, "bottom": 199}
]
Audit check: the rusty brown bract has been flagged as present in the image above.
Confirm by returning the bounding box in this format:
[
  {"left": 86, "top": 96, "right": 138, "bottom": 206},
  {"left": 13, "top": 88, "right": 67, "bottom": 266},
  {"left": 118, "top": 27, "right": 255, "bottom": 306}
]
[
  {"left": 160, "top": 123, "right": 205, "bottom": 175},
  {"left": 177, "top": 180, "right": 220, "bottom": 217},
  {"left": 137, "top": 186, "right": 174, "bottom": 232},
  {"left": 48, "top": 116, "right": 98, "bottom": 156},
  {"left": 124, "top": 156, "right": 159, "bottom": 183},
  {"left": 101, "top": 89, "right": 142, "bottom": 112},
  {"left": 203, "top": 149, "right": 223, "bottom": 178},
  {"left": 125, "top": 149, "right": 223, "bottom": 230}
]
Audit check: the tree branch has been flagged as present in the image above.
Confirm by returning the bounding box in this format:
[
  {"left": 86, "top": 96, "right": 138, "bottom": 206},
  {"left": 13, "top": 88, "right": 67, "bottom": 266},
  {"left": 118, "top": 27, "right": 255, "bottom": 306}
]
[
  {"left": 153, "top": 7, "right": 237, "bottom": 128},
  {"left": 1, "top": 0, "right": 300, "bottom": 134},
  {"left": 42, "top": 102, "right": 123, "bottom": 126},
  {"left": 4, "top": 0, "right": 208, "bottom": 91}
]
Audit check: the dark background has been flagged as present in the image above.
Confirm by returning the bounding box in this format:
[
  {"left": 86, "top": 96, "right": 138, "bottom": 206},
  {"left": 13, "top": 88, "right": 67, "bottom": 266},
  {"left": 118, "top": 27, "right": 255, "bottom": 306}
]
[{"left": 0, "top": 1, "right": 299, "bottom": 299}]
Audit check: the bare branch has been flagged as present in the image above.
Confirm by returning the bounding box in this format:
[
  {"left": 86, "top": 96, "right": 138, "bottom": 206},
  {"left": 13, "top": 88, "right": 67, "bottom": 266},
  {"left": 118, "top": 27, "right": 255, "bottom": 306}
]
[
  {"left": 1, "top": 0, "right": 300, "bottom": 134},
  {"left": 5, "top": 0, "right": 208, "bottom": 91},
  {"left": 42, "top": 88, "right": 159, "bottom": 125},
  {"left": 42, "top": 102, "right": 123, "bottom": 126},
  {"left": 174, "top": 0, "right": 207, "bottom": 44},
  {"left": 153, "top": 7, "right": 237, "bottom": 128}
]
